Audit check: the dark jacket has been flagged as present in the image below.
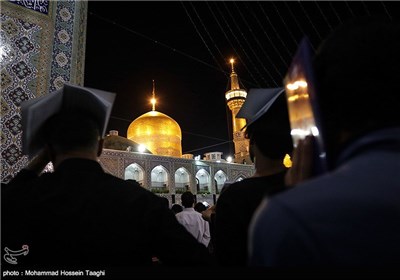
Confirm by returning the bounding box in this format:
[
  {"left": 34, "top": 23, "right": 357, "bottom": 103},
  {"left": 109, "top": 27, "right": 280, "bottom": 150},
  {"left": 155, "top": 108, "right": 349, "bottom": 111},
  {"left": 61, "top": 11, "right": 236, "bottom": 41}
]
[
  {"left": 249, "top": 127, "right": 400, "bottom": 267},
  {"left": 215, "top": 171, "right": 287, "bottom": 266}
]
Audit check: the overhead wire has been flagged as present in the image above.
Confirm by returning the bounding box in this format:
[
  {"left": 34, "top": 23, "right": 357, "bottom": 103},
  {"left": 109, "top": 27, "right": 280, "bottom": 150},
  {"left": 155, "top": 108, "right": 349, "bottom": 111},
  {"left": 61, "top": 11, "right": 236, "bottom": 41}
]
[
  {"left": 204, "top": 1, "right": 259, "bottom": 88},
  {"left": 91, "top": 1, "right": 386, "bottom": 94},
  {"left": 329, "top": 2, "right": 343, "bottom": 24},
  {"left": 283, "top": 1, "right": 316, "bottom": 52},
  {"left": 314, "top": 1, "right": 334, "bottom": 31},
  {"left": 380, "top": 1, "right": 392, "bottom": 20},
  {"left": 89, "top": 12, "right": 226, "bottom": 78},
  {"left": 231, "top": 1, "right": 279, "bottom": 87},
  {"left": 254, "top": 2, "right": 291, "bottom": 66},
  {"left": 189, "top": 2, "right": 227, "bottom": 67},
  {"left": 180, "top": 1, "right": 225, "bottom": 73},
  {"left": 243, "top": 2, "right": 288, "bottom": 78},
  {"left": 270, "top": 1, "right": 299, "bottom": 49},
  {"left": 211, "top": 1, "right": 261, "bottom": 87},
  {"left": 182, "top": 131, "right": 229, "bottom": 142},
  {"left": 183, "top": 140, "right": 233, "bottom": 154},
  {"left": 257, "top": 2, "right": 292, "bottom": 62},
  {"left": 361, "top": 1, "right": 372, "bottom": 16},
  {"left": 222, "top": 1, "right": 269, "bottom": 86},
  {"left": 297, "top": 2, "right": 323, "bottom": 42},
  {"left": 344, "top": 1, "right": 356, "bottom": 17}
]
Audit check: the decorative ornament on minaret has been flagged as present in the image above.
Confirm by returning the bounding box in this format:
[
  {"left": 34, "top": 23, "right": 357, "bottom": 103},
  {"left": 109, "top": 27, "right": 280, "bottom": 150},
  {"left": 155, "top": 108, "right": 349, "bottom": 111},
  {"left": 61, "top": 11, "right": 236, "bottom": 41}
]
[{"left": 225, "top": 58, "right": 250, "bottom": 163}]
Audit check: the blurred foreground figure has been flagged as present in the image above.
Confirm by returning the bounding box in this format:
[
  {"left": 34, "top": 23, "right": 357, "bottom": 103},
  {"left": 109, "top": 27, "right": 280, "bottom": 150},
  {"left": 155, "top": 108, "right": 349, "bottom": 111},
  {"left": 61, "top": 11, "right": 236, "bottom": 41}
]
[
  {"left": 2, "top": 85, "right": 212, "bottom": 268},
  {"left": 249, "top": 17, "right": 400, "bottom": 267}
]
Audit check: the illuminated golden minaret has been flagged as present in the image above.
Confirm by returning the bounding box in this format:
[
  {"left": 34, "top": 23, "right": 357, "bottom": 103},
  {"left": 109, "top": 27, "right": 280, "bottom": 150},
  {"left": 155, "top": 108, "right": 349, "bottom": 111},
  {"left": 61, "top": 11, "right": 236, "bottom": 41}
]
[{"left": 225, "top": 59, "right": 249, "bottom": 163}]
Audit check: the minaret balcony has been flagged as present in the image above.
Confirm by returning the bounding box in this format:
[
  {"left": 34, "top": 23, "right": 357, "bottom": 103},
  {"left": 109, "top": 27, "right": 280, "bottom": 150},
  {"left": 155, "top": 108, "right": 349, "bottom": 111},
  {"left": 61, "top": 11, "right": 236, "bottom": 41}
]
[{"left": 225, "top": 89, "right": 247, "bottom": 100}]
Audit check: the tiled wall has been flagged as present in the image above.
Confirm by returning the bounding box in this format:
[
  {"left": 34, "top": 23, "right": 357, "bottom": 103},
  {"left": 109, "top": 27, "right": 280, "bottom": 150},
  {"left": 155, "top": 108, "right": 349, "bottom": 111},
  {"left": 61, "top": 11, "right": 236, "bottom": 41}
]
[{"left": 1, "top": 1, "right": 87, "bottom": 183}]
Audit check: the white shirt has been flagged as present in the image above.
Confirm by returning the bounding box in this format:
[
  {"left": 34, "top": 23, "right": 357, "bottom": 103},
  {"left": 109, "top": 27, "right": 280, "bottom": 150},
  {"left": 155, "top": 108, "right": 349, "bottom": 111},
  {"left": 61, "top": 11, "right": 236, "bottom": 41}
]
[{"left": 175, "top": 208, "right": 211, "bottom": 247}]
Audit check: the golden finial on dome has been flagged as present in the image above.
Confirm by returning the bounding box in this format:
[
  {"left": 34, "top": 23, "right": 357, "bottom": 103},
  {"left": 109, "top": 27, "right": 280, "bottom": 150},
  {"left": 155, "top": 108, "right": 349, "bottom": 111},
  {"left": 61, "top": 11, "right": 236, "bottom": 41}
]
[{"left": 150, "top": 79, "right": 156, "bottom": 111}]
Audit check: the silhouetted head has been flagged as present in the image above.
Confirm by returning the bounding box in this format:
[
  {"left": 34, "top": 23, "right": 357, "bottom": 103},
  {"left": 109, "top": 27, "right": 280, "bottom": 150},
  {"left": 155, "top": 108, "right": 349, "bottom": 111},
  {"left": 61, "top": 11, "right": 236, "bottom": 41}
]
[
  {"left": 245, "top": 93, "right": 293, "bottom": 161},
  {"left": 171, "top": 204, "right": 183, "bottom": 214},
  {"left": 42, "top": 111, "right": 102, "bottom": 155},
  {"left": 194, "top": 202, "right": 208, "bottom": 213},
  {"left": 181, "top": 191, "right": 195, "bottom": 208},
  {"left": 313, "top": 16, "right": 400, "bottom": 161},
  {"left": 160, "top": 197, "right": 169, "bottom": 209}
]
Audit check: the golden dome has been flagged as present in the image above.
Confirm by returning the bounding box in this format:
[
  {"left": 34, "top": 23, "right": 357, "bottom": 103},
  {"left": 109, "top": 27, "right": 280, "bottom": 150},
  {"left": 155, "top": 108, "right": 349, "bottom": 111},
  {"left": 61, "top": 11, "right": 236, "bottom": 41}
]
[{"left": 127, "top": 110, "right": 182, "bottom": 157}]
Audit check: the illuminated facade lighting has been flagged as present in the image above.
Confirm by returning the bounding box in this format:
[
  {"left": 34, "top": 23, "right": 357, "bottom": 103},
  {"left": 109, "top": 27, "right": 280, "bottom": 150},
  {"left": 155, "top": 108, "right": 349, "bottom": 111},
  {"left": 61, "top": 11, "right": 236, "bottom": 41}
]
[
  {"left": 138, "top": 144, "right": 146, "bottom": 153},
  {"left": 225, "top": 89, "right": 247, "bottom": 100},
  {"left": 286, "top": 80, "right": 308, "bottom": 91}
]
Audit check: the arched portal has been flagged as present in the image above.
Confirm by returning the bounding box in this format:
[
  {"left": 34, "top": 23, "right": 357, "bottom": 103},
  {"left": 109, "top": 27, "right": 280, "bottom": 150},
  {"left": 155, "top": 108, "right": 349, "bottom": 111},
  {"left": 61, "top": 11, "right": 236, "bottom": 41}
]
[
  {"left": 151, "top": 165, "right": 169, "bottom": 193},
  {"left": 175, "top": 167, "right": 190, "bottom": 193},
  {"left": 124, "top": 163, "right": 145, "bottom": 186},
  {"left": 196, "top": 169, "right": 210, "bottom": 194},
  {"left": 214, "top": 170, "right": 227, "bottom": 194}
]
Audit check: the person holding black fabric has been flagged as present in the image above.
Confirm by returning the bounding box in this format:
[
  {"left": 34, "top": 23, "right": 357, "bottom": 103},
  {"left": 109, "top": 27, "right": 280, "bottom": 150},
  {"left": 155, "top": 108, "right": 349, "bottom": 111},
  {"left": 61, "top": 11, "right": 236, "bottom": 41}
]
[
  {"left": 2, "top": 85, "right": 212, "bottom": 269},
  {"left": 214, "top": 89, "right": 293, "bottom": 266}
]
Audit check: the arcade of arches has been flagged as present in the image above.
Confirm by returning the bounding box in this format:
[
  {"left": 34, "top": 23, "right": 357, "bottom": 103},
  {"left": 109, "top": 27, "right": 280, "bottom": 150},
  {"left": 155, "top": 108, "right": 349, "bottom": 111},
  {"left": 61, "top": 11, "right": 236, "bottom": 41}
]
[
  {"left": 101, "top": 149, "right": 254, "bottom": 206},
  {"left": 125, "top": 162, "right": 233, "bottom": 195}
]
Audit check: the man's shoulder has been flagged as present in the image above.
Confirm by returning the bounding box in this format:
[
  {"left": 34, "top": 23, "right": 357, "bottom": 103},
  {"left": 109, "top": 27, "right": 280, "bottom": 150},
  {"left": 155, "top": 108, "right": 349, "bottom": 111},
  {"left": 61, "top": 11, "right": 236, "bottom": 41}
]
[
  {"left": 218, "top": 177, "right": 274, "bottom": 203},
  {"left": 177, "top": 208, "right": 202, "bottom": 218},
  {"left": 220, "top": 178, "right": 254, "bottom": 194},
  {"left": 264, "top": 170, "right": 374, "bottom": 224},
  {"left": 224, "top": 175, "right": 284, "bottom": 192},
  {"left": 99, "top": 173, "right": 158, "bottom": 199}
]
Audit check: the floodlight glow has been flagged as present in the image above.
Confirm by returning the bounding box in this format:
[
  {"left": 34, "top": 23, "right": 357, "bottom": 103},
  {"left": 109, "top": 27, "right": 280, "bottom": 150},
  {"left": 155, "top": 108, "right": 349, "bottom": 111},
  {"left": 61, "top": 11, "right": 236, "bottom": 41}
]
[
  {"left": 138, "top": 144, "right": 146, "bottom": 153},
  {"left": 0, "top": 33, "right": 14, "bottom": 67},
  {"left": 311, "top": 126, "right": 319, "bottom": 136},
  {"left": 290, "top": 128, "right": 310, "bottom": 137},
  {"left": 286, "top": 80, "right": 308, "bottom": 91}
]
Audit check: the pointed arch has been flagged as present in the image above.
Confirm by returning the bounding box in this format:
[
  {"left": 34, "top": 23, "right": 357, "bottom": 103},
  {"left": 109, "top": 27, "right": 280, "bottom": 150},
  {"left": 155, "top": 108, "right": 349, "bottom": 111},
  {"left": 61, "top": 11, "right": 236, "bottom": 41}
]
[
  {"left": 125, "top": 163, "right": 145, "bottom": 186},
  {"left": 214, "top": 170, "right": 227, "bottom": 194},
  {"left": 151, "top": 165, "right": 169, "bottom": 193},
  {"left": 175, "top": 167, "right": 190, "bottom": 193},
  {"left": 196, "top": 168, "right": 210, "bottom": 194}
]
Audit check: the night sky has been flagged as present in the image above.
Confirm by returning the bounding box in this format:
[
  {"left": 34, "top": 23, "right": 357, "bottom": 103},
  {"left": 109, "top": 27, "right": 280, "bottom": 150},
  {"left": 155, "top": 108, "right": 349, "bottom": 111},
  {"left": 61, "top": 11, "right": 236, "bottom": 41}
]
[{"left": 84, "top": 1, "right": 398, "bottom": 158}]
